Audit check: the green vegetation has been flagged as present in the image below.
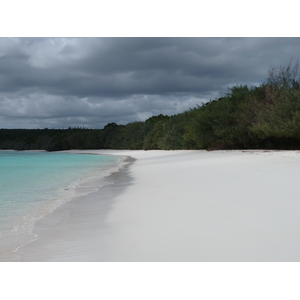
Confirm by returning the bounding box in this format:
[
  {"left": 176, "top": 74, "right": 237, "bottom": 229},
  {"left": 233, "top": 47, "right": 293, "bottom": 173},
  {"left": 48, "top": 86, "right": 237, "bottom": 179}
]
[{"left": 2, "top": 62, "right": 300, "bottom": 151}]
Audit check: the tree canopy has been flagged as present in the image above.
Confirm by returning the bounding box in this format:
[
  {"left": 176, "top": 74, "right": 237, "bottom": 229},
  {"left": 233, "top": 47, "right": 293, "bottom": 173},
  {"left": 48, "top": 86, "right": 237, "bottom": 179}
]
[{"left": 2, "top": 62, "right": 300, "bottom": 151}]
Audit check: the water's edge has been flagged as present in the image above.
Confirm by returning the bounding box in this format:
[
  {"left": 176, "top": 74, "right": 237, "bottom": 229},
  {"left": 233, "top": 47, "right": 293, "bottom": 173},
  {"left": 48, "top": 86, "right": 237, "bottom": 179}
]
[{"left": 0, "top": 152, "right": 136, "bottom": 261}]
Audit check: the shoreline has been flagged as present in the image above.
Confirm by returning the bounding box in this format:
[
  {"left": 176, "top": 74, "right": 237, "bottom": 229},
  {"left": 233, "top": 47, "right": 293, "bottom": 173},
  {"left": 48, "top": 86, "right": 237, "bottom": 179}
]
[
  {"left": 2, "top": 149, "right": 300, "bottom": 261},
  {"left": 0, "top": 151, "right": 134, "bottom": 261}
]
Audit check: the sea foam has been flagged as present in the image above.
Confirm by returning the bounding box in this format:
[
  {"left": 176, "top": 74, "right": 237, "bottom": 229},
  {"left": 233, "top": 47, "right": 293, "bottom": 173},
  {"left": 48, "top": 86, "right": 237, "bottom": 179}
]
[{"left": 0, "top": 150, "right": 124, "bottom": 255}]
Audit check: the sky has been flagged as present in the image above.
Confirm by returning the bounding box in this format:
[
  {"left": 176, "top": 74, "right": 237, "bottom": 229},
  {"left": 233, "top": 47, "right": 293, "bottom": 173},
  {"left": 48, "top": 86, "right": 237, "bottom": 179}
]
[
  {"left": 0, "top": 37, "right": 299, "bottom": 129},
  {"left": 2, "top": 0, "right": 300, "bottom": 294}
]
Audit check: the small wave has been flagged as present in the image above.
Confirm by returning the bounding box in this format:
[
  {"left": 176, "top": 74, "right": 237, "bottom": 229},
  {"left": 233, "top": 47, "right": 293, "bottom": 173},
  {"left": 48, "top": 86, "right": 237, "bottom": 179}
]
[{"left": 0, "top": 152, "right": 127, "bottom": 257}]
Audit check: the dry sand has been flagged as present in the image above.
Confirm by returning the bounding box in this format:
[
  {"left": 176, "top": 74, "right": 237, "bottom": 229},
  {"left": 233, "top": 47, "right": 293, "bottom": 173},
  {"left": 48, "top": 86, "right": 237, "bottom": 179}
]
[{"left": 2, "top": 149, "right": 300, "bottom": 261}]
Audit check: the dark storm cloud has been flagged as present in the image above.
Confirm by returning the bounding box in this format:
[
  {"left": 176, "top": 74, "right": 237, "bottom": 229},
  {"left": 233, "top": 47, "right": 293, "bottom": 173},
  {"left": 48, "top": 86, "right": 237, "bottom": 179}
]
[{"left": 0, "top": 37, "right": 299, "bottom": 128}]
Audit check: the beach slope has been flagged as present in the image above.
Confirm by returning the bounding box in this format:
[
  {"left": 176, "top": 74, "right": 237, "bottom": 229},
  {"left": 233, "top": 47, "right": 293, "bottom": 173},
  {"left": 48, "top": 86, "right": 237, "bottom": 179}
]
[{"left": 3, "top": 150, "right": 300, "bottom": 261}]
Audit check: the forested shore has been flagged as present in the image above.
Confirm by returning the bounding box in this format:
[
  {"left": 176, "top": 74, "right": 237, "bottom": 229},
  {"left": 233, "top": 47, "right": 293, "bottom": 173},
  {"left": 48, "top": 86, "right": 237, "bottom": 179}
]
[{"left": 2, "top": 63, "right": 300, "bottom": 151}]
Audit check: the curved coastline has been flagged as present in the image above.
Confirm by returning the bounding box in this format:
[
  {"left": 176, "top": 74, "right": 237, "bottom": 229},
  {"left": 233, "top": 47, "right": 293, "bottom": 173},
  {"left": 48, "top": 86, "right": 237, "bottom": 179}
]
[
  {"left": 0, "top": 150, "right": 135, "bottom": 261},
  {"left": 3, "top": 149, "right": 300, "bottom": 261}
]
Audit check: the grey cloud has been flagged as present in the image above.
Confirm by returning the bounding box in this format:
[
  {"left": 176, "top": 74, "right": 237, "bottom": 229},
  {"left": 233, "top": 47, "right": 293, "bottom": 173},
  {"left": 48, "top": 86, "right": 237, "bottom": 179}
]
[{"left": 0, "top": 37, "right": 299, "bottom": 128}]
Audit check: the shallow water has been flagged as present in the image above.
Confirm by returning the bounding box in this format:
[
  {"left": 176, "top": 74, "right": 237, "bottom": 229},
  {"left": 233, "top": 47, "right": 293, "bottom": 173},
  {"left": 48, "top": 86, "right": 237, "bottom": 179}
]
[{"left": 0, "top": 150, "right": 122, "bottom": 255}]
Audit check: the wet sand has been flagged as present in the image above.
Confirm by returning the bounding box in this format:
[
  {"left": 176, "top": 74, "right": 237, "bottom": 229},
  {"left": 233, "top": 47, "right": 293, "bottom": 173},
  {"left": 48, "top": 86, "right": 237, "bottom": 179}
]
[{"left": 3, "top": 150, "right": 300, "bottom": 261}]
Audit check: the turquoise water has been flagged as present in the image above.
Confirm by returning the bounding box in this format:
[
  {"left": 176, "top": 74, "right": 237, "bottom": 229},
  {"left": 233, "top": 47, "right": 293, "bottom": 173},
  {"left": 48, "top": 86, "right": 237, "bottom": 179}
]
[{"left": 0, "top": 150, "right": 121, "bottom": 255}]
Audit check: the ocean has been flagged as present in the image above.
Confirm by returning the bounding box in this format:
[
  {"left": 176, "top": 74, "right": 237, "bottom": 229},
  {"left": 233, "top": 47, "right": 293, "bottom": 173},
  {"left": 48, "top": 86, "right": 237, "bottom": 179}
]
[{"left": 0, "top": 150, "right": 123, "bottom": 256}]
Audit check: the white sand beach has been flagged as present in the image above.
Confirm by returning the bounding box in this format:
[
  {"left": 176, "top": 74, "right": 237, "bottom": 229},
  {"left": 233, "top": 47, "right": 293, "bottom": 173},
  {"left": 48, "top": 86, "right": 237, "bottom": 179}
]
[{"left": 2, "top": 149, "right": 300, "bottom": 261}]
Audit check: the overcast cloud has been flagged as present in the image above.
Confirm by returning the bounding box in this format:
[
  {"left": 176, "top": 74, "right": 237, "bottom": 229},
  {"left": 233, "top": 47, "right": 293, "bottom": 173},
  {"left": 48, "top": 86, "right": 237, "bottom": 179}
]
[{"left": 0, "top": 37, "right": 299, "bottom": 128}]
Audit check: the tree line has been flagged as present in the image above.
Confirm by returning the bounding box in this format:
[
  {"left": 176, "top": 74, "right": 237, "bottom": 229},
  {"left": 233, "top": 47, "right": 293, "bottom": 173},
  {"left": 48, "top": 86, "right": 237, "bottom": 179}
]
[{"left": 2, "top": 62, "right": 300, "bottom": 151}]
